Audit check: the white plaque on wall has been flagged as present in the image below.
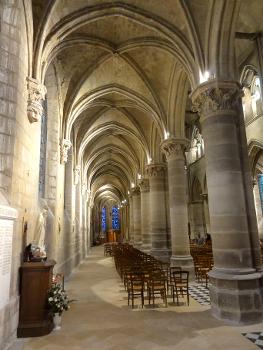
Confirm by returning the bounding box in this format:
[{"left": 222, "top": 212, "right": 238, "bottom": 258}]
[{"left": 0, "top": 203, "right": 18, "bottom": 310}]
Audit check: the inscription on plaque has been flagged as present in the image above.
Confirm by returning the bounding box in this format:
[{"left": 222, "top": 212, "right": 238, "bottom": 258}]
[{"left": 0, "top": 219, "right": 14, "bottom": 310}]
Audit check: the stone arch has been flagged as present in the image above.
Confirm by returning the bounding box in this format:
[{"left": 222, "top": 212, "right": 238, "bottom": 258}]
[{"left": 34, "top": 3, "right": 198, "bottom": 87}]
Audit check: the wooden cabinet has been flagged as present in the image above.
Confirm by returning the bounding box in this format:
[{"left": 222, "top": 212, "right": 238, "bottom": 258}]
[{"left": 17, "top": 260, "right": 55, "bottom": 337}]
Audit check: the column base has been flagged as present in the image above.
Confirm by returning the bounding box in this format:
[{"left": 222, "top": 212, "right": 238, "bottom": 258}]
[
  {"left": 151, "top": 248, "right": 171, "bottom": 262},
  {"left": 170, "top": 255, "right": 195, "bottom": 281},
  {"left": 209, "top": 269, "right": 263, "bottom": 325}
]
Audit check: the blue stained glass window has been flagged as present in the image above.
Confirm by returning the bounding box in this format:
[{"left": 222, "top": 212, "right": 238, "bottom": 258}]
[
  {"left": 259, "top": 174, "right": 263, "bottom": 212},
  {"left": 112, "top": 206, "right": 120, "bottom": 230},
  {"left": 102, "top": 207, "right": 106, "bottom": 232}
]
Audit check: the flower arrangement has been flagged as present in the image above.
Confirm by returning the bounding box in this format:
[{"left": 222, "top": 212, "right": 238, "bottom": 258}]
[{"left": 47, "top": 283, "right": 70, "bottom": 315}]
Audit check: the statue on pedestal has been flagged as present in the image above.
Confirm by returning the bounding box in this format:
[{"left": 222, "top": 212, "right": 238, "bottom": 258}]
[{"left": 32, "top": 208, "right": 48, "bottom": 260}]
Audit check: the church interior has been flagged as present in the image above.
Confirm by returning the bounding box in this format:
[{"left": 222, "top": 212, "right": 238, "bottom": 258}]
[{"left": 1, "top": 0, "right": 263, "bottom": 349}]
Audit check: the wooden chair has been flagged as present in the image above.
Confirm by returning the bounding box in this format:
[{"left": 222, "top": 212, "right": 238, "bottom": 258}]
[
  {"left": 171, "top": 271, "right": 189, "bottom": 306},
  {"left": 147, "top": 271, "right": 167, "bottom": 307},
  {"left": 167, "top": 266, "right": 181, "bottom": 293},
  {"left": 127, "top": 272, "right": 144, "bottom": 308}
]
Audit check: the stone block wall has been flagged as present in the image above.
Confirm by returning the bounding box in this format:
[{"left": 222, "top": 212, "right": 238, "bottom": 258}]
[
  {"left": 0, "top": 1, "right": 39, "bottom": 349},
  {"left": 0, "top": 3, "right": 89, "bottom": 349}
]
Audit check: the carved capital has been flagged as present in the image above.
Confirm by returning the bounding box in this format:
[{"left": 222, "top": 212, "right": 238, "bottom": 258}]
[
  {"left": 74, "top": 165, "right": 81, "bottom": 185},
  {"left": 27, "top": 77, "right": 47, "bottom": 123},
  {"left": 138, "top": 178, "right": 149, "bottom": 193},
  {"left": 146, "top": 163, "right": 166, "bottom": 178},
  {"left": 191, "top": 80, "right": 243, "bottom": 119},
  {"left": 60, "top": 139, "right": 72, "bottom": 163},
  {"left": 161, "top": 137, "right": 189, "bottom": 160},
  {"left": 131, "top": 186, "right": 140, "bottom": 196}
]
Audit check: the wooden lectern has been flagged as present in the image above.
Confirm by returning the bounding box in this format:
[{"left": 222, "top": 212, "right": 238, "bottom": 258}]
[{"left": 17, "top": 260, "right": 56, "bottom": 337}]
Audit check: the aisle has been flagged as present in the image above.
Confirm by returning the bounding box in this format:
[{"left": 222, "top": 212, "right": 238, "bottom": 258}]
[{"left": 12, "top": 246, "right": 262, "bottom": 350}]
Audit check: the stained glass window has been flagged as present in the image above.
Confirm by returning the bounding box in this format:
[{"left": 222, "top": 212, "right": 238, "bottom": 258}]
[
  {"left": 112, "top": 206, "right": 120, "bottom": 230},
  {"left": 102, "top": 207, "right": 106, "bottom": 232},
  {"left": 259, "top": 174, "right": 263, "bottom": 212}
]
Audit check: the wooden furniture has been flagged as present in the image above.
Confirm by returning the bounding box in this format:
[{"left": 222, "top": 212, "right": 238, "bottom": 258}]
[
  {"left": 17, "top": 260, "right": 56, "bottom": 337},
  {"left": 127, "top": 272, "right": 144, "bottom": 309},
  {"left": 171, "top": 271, "right": 189, "bottom": 305},
  {"left": 147, "top": 271, "right": 167, "bottom": 307}
]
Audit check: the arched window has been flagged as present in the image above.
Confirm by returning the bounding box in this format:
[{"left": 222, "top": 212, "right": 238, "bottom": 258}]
[
  {"left": 187, "top": 126, "right": 204, "bottom": 164},
  {"left": 112, "top": 206, "right": 120, "bottom": 230},
  {"left": 101, "top": 207, "right": 106, "bottom": 232},
  {"left": 258, "top": 174, "right": 263, "bottom": 213},
  {"left": 241, "top": 67, "right": 263, "bottom": 123}
]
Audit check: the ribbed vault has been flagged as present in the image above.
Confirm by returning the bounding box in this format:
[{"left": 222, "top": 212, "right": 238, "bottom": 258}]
[{"left": 31, "top": 0, "right": 255, "bottom": 223}]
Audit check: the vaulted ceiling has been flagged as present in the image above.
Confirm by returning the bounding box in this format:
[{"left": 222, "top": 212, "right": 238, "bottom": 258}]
[{"left": 31, "top": 0, "right": 263, "bottom": 209}]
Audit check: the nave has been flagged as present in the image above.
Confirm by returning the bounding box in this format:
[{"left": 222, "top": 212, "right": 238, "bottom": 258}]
[{"left": 11, "top": 246, "right": 263, "bottom": 350}]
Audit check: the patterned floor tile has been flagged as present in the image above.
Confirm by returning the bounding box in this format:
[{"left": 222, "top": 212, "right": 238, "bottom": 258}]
[
  {"left": 242, "top": 332, "right": 263, "bottom": 349},
  {"left": 189, "top": 284, "right": 210, "bottom": 305}
]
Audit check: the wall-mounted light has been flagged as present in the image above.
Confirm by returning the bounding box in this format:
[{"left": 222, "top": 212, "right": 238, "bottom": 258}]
[
  {"left": 131, "top": 182, "right": 135, "bottom": 188},
  {"left": 138, "top": 174, "right": 141, "bottom": 180},
  {"left": 199, "top": 70, "right": 213, "bottom": 84},
  {"left": 164, "top": 130, "right": 170, "bottom": 140}
]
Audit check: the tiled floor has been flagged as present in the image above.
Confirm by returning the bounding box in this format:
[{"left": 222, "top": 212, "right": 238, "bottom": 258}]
[
  {"left": 10, "top": 246, "right": 263, "bottom": 350},
  {"left": 189, "top": 284, "right": 210, "bottom": 306},
  {"left": 242, "top": 333, "right": 263, "bottom": 349}
]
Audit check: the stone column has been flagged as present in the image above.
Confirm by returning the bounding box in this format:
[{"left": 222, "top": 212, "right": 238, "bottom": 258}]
[
  {"left": 128, "top": 194, "right": 134, "bottom": 244},
  {"left": 192, "top": 80, "right": 263, "bottom": 324},
  {"left": 161, "top": 138, "right": 194, "bottom": 276},
  {"left": 132, "top": 187, "right": 142, "bottom": 248},
  {"left": 146, "top": 164, "right": 170, "bottom": 261},
  {"left": 139, "top": 178, "right": 151, "bottom": 252}
]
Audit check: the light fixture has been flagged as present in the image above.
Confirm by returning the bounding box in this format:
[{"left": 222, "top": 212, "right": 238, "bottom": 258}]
[
  {"left": 164, "top": 130, "right": 170, "bottom": 140},
  {"left": 131, "top": 182, "right": 135, "bottom": 188},
  {"left": 138, "top": 174, "right": 141, "bottom": 180},
  {"left": 199, "top": 70, "right": 211, "bottom": 84}
]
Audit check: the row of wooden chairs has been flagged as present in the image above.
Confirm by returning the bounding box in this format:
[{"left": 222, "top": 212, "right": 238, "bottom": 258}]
[
  {"left": 111, "top": 244, "right": 190, "bottom": 308},
  {"left": 191, "top": 243, "right": 213, "bottom": 288}
]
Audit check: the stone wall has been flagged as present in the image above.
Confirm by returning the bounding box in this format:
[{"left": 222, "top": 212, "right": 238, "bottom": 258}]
[
  {"left": 0, "top": 1, "right": 38, "bottom": 349},
  {"left": 0, "top": 3, "right": 89, "bottom": 348},
  {"left": 44, "top": 64, "right": 87, "bottom": 276}
]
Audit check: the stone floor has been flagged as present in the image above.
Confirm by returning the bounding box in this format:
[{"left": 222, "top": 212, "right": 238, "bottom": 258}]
[{"left": 11, "top": 246, "right": 263, "bottom": 350}]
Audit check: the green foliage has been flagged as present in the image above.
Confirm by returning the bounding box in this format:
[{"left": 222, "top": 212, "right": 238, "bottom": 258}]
[{"left": 47, "top": 283, "right": 70, "bottom": 315}]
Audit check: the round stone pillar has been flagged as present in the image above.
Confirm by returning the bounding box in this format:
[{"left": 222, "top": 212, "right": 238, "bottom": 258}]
[
  {"left": 192, "top": 80, "right": 263, "bottom": 324},
  {"left": 128, "top": 194, "right": 134, "bottom": 244},
  {"left": 146, "top": 164, "right": 170, "bottom": 261},
  {"left": 161, "top": 138, "right": 194, "bottom": 277},
  {"left": 139, "top": 178, "right": 151, "bottom": 252},
  {"left": 131, "top": 187, "right": 142, "bottom": 248}
]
